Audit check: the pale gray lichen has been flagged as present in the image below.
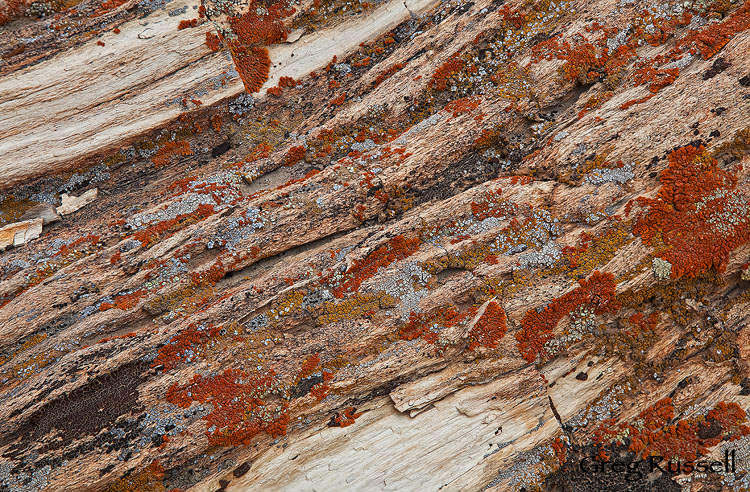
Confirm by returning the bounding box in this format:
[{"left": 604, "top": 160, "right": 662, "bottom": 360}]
[
  {"left": 515, "top": 241, "right": 561, "bottom": 270},
  {"left": 208, "top": 206, "right": 270, "bottom": 250},
  {"left": 0, "top": 462, "right": 51, "bottom": 492},
  {"left": 374, "top": 261, "right": 432, "bottom": 319},
  {"left": 565, "top": 382, "right": 629, "bottom": 429},
  {"left": 653, "top": 257, "right": 672, "bottom": 280},
  {"left": 229, "top": 93, "right": 255, "bottom": 115},
  {"left": 480, "top": 445, "right": 555, "bottom": 491},
  {"left": 584, "top": 162, "right": 634, "bottom": 185},
  {"left": 127, "top": 193, "right": 216, "bottom": 230},
  {"left": 394, "top": 112, "right": 444, "bottom": 146}
]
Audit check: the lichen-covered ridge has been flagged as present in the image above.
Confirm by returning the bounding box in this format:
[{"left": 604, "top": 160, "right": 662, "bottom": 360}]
[{"left": 1, "top": 0, "right": 750, "bottom": 490}]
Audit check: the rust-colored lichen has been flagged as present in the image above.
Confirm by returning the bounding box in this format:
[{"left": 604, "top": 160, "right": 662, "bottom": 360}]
[
  {"left": 166, "top": 369, "right": 288, "bottom": 446},
  {"left": 594, "top": 398, "right": 750, "bottom": 462},
  {"left": 205, "top": 32, "right": 223, "bottom": 52},
  {"left": 333, "top": 407, "right": 362, "bottom": 427},
  {"left": 467, "top": 301, "right": 507, "bottom": 350},
  {"left": 330, "top": 235, "right": 420, "bottom": 298},
  {"left": 632, "top": 144, "right": 750, "bottom": 279},
  {"left": 285, "top": 145, "right": 306, "bottom": 166},
  {"left": 104, "top": 460, "right": 165, "bottom": 492},
  {"left": 151, "top": 140, "right": 192, "bottom": 168},
  {"left": 515, "top": 271, "right": 620, "bottom": 363},
  {"left": 429, "top": 54, "right": 465, "bottom": 92},
  {"left": 232, "top": 46, "right": 272, "bottom": 94}
]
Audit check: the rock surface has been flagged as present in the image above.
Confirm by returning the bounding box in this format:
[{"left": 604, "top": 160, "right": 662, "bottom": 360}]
[{"left": 1, "top": 0, "right": 750, "bottom": 491}]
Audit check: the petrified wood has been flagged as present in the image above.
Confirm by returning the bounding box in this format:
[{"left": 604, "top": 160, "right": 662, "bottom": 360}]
[{"left": 1, "top": 0, "right": 750, "bottom": 490}]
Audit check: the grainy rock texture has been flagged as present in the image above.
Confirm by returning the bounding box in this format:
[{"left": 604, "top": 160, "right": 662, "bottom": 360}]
[{"left": 1, "top": 0, "right": 750, "bottom": 490}]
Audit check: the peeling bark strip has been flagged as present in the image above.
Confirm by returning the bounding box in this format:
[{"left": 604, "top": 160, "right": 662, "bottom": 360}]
[{"left": 1, "top": 0, "right": 750, "bottom": 490}]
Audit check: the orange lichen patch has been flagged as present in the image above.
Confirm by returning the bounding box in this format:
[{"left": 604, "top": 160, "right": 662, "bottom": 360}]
[
  {"left": 166, "top": 369, "right": 288, "bottom": 446},
  {"left": 632, "top": 145, "right": 750, "bottom": 279},
  {"left": 467, "top": 301, "right": 507, "bottom": 350},
  {"left": 620, "top": 95, "right": 653, "bottom": 110},
  {"left": 473, "top": 126, "right": 505, "bottom": 149},
  {"left": 0, "top": 0, "right": 26, "bottom": 25},
  {"left": 298, "top": 354, "right": 321, "bottom": 379},
  {"left": 429, "top": 54, "right": 465, "bottom": 91},
  {"left": 470, "top": 189, "right": 512, "bottom": 220},
  {"left": 109, "top": 251, "right": 122, "bottom": 265},
  {"left": 558, "top": 41, "right": 606, "bottom": 83},
  {"left": 152, "top": 324, "right": 225, "bottom": 370},
  {"left": 230, "top": 1, "right": 293, "bottom": 46},
  {"left": 310, "top": 369, "right": 334, "bottom": 400},
  {"left": 211, "top": 114, "right": 222, "bottom": 133},
  {"left": 190, "top": 258, "right": 226, "bottom": 287},
  {"left": 444, "top": 96, "right": 482, "bottom": 118},
  {"left": 329, "top": 92, "right": 346, "bottom": 106},
  {"left": 331, "top": 235, "right": 420, "bottom": 298},
  {"left": 498, "top": 3, "right": 526, "bottom": 28},
  {"left": 625, "top": 311, "right": 659, "bottom": 337},
  {"left": 56, "top": 234, "right": 100, "bottom": 257},
  {"left": 151, "top": 140, "right": 192, "bottom": 168},
  {"left": 278, "top": 76, "right": 297, "bottom": 87},
  {"left": 232, "top": 46, "right": 272, "bottom": 93},
  {"left": 551, "top": 437, "right": 567, "bottom": 466},
  {"left": 618, "top": 62, "right": 681, "bottom": 109},
  {"left": 325, "top": 55, "right": 338, "bottom": 72},
  {"left": 621, "top": 9, "right": 690, "bottom": 47},
  {"left": 594, "top": 398, "right": 750, "bottom": 462},
  {"left": 561, "top": 231, "right": 592, "bottom": 269},
  {"left": 398, "top": 306, "right": 477, "bottom": 344},
  {"left": 351, "top": 56, "right": 371, "bottom": 68},
  {"left": 681, "top": 1, "right": 750, "bottom": 59},
  {"left": 285, "top": 145, "right": 306, "bottom": 166},
  {"left": 99, "top": 289, "right": 147, "bottom": 311},
  {"left": 515, "top": 271, "right": 620, "bottom": 363},
  {"left": 267, "top": 86, "right": 283, "bottom": 97},
  {"left": 333, "top": 407, "right": 362, "bottom": 427},
  {"left": 374, "top": 62, "right": 405, "bottom": 87},
  {"left": 94, "top": 0, "right": 127, "bottom": 17},
  {"left": 642, "top": 67, "right": 679, "bottom": 94},
  {"left": 577, "top": 91, "right": 613, "bottom": 119},
  {"left": 532, "top": 31, "right": 635, "bottom": 87},
  {"left": 205, "top": 32, "right": 223, "bottom": 52},
  {"left": 245, "top": 142, "right": 273, "bottom": 162},
  {"left": 530, "top": 34, "right": 564, "bottom": 62},
  {"left": 131, "top": 203, "right": 215, "bottom": 248},
  {"left": 554, "top": 225, "right": 630, "bottom": 278},
  {"left": 509, "top": 175, "right": 534, "bottom": 185},
  {"left": 223, "top": 1, "right": 295, "bottom": 92},
  {"left": 178, "top": 18, "right": 199, "bottom": 29},
  {"left": 104, "top": 460, "right": 165, "bottom": 492}
]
